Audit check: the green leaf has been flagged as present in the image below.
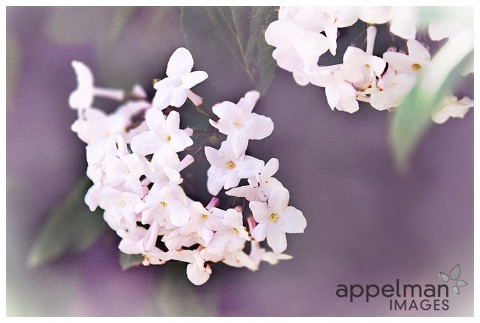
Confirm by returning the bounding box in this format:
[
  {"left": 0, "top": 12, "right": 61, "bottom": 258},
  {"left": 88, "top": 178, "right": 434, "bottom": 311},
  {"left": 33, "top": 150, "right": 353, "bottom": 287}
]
[
  {"left": 157, "top": 262, "right": 219, "bottom": 316},
  {"left": 390, "top": 29, "right": 473, "bottom": 171},
  {"left": 119, "top": 252, "right": 144, "bottom": 270},
  {"left": 27, "top": 177, "right": 107, "bottom": 268},
  {"left": 181, "top": 6, "right": 277, "bottom": 95}
]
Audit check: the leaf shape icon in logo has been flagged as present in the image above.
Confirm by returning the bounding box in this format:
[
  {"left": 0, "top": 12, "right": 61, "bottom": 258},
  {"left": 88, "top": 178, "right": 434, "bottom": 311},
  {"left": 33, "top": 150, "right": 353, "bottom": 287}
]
[
  {"left": 456, "top": 280, "right": 468, "bottom": 287},
  {"left": 449, "top": 264, "right": 460, "bottom": 280},
  {"left": 439, "top": 272, "right": 449, "bottom": 282},
  {"left": 452, "top": 286, "right": 460, "bottom": 295}
]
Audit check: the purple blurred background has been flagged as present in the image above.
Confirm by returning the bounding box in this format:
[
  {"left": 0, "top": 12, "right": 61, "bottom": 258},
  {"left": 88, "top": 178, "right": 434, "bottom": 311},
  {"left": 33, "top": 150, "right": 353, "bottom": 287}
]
[{"left": 6, "top": 7, "right": 473, "bottom": 316}]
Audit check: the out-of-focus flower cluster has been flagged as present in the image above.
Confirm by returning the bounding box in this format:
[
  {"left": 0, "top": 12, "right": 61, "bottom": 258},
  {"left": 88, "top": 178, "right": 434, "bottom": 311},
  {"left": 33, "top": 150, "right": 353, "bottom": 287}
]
[
  {"left": 69, "top": 47, "right": 306, "bottom": 285},
  {"left": 265, "top": 6, "right": 473, "bottom": 122}
]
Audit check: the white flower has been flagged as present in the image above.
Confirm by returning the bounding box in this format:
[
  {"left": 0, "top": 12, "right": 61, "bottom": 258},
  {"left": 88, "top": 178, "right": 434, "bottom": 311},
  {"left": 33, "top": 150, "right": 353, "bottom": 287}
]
[
  {"left": 340, "top": 27, "right": 386, "bottom": 91},
  {"left": 152, "top": 47, "right": 208, "bottom": 110},
  {"left": 136, "top": 183, "right": 190, "bottom": 228},
  {"left": 210, "top": 91, "right": 274, "bottom": 158},
  {"left": 163, "top": 201, "right": 214, "bottom": 250},
  {"left": 222, "top": 250, "right": 257, "bottom": 271},
  {"left": 315, "top": 7, "right": 359, "bottom": 56},
  {"left": 143, "top": 146, "right": 194, "bottom": 186},
  {"left": 169, "top": 249, "right": 212, "bottom": 286},
  {"left": 383, "top": 39, "right": 431, "bottom": 75},
  {"left": 249, "top": 240, "right": 292, "bottom": 267},
  {"left": 432, "top": 96, "right": 474, "bottom": 124},
  {"left": 310, "top": 65, "right": 359, "bottom": 113},
  {"left": 96, "top": 186, "right": 142, "bottom": 231},
  {"left": 265, "top": 19, "right": 329, "bottom": 85},
  {"left": 101, "top": 136, "right": 145, "bottom": 196},
  {"left": 367, "top": 68, "right": 417, "bottom": 111},
  {"left": 69, "top": 60, "right": 124, "bottom": 110},
  {"left": 250, "top": 187, "right": 306, "bottom": 253},
  {"left": 205, "top": 140, "right": 264, "bottom": 196},
  {"left": 130, "top": 109, "right": 193, "bottom": 155},
  {"left": 204, "top": 208, "right": 250, "bottom": 260},
  {"left": 226, "top": 158, "right": 283, "bottom": 202}
]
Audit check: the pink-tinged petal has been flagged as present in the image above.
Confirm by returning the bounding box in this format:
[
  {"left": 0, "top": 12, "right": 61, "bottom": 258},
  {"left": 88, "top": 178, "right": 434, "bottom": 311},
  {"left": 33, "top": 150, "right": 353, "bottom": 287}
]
[
  {"left": 224, "top": 172, "right": 241, "bottom": 190},
  {"left": 186, "top": 263, "right": 210, "bottom": 286},
  {"left": 249, "top": 201, "right": 269, "bottom": 223},
  {"left": 238, "top": 90, "right": 260, "bottom": 114},
  {"left": 223, "top": 209, "right": 243, "bottom": 228},
  {"left": 226, "top": 185, "right": 254, "bottom": 199},
  {"left": 272, "top": 46, "right": 302, "bottom": 73},
  {"left": 280, "top": 206, "right": 307, "bottom": 233},
  {"left": 292, "top": 71, "right": 310, "bottom": 86},
  {"left": 325, "top": 84, "right": 340, "bottom": 111},
  {"left": 130, "top": 131, "right": 163, "bottom": 156},
  {"left": 261, "top": 158, "right": 279, "bottom": 179},
  {"left": 340, "top": 64, "right": 363, "bottom": 84},
  {"left": 245, "top": 114, "right": 274, "bottom": 140},
  {"left": 266, "top": 227, "right": 288, "bottom": 253},
  {"left": 69, "top": 61, "right": 94, "bottom": 109},
  {"left": 343, "top": 46, "right": 368, "bottom": 65},
  {"left": 212, "top": 101, "right": 238, "bottom": 119},
  {"left": 228, "top": 132, "right": 249, "bottom": 159},
  {"left": 165, "top": 110, "right": 180, "bottom": 131},
  {"left": 182, "top": 71, "right": 208, "bottom": 89},
  {"left": 85, "top": 185, "right": 100, "bottom": 211},
  {"left": 236, "top": 155, "right": 264, "bottom": 178},
  {"left": 198, "top": 226, "right": 214, "bottom": 246},
  {"left": 152, "top": 88, "right": 172, "bottom": 110},
  {"left": 265, "top": 20, "right": 298, "bottom": 47},
  {"left": 324, "top": 24, "right": 338, "bottom": 55},
  {"left": 145, "top": 108, "right": 166, "bottom": 134},
  {"left": 251, "top": 222, "right": 268, "bottom": 241},
  {"left": 204, "top": 146, "right": 221, "bottom": 165},
  {"left": 85, "top": 142, "right": 105, "bottom": 165},
  {"left": 207, "top": 167, "right": 227, "bottom": 196},
  {"left": 370, "top": 56, "right": 387, "bottom": 76},
  {"left": 407, "top": 39, "right": 431, "bottom": 61},
  {"left": 268, "top": 187, "right": 290, "bottom": 212},
  {"left": 169, "top": 200, "right": 190, "bottom": 227},
  {"left": 169, "top": 88, "right": 188, "bottom": 107},
  {"left": 166, "top": 47, "right": 194, "bottom": 77}
]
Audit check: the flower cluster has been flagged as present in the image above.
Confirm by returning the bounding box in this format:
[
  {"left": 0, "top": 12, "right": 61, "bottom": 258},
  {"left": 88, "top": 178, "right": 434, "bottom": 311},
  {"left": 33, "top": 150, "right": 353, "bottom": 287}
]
[
  {"left": 69, "top": 47, "right": 306, "bottom": 285},
  {"left": 265, "top": 6, "right": 474, "bottom": 121}
]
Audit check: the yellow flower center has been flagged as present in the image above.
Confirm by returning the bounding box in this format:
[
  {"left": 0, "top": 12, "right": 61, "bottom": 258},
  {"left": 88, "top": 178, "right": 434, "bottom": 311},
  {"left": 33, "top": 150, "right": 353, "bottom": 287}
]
[
  {"left": 232, "top": 228, "right": 239, "bottom": 234},
  {"left": 411, "top": 63, "right": 422, "bottom": 71},
  {"left": 269, "top": 213, "right": 279, "bottom": 223},
  {"left": 201, "top": 213, "right": 209, "bottom": 220},
  {"left": 227, "top": 161, "right": 236, "bottom": 169},
  {"left": 165, "top": 135, "right": 171, "bottom": 142},
  {"left": 160, "top": 201, "right": 167, "bottom": 207},
  {"left": 233, "top": 121, "right": 241, "bottom": 128}
]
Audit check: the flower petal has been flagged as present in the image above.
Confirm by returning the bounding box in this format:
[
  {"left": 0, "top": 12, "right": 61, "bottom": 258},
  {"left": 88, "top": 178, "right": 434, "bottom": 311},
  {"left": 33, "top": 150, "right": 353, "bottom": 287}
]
[
  {"left": 266, "top": 227, "right": 288, "bottom": 253},
  {"left": 166, "top": 47, "right": 194, "bottom": 77},
  {"left": 280, "top": 206, "right": 307, "bottom": 233},
  {"left": 182, "top": 71, "right": 208, "bottom": 89}
]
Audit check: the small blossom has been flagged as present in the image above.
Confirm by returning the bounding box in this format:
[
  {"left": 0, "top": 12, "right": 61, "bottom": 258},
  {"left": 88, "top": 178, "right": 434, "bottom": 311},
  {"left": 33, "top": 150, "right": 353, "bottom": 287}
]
[
  {"left": 432, "top": 96, "right": 474, "bottom": 124},
  {"left": 226, "top": 158, "right": 284, "bottom": 202},
  {"left": 205, "top": 140, "right": 264, "bottom": 195},
  {"left": 265, "top": 19, "right": 329, "bottom": 85},
  {"left": 204, "top": 208, "right": 250, "bottom": 260},
  {"left": 130, "top": 109, "right": 193, "bottom": 155},
  {"left": 383, "top": 39, "right": 431, "bottom": 75},
  {"left": 367, "top": 68, "right": 417, "bottom": 111},
  {"left": 152, "top": 47, "right": 208, "bottom": 110},
  {"left": 311, "top": 65, "right": 360, "bottom": 113},
  {"left": 69, "top": 60, "right": 124, "bottom": 110},
  {"left": 136, "top": 183, "right": 190, "bottom": 228},
  {"left": 250, "top": 187, "right": 306, "bottom": 253},
  {"left": 210, "top": 91, "right": 274, "bottom": 158}
]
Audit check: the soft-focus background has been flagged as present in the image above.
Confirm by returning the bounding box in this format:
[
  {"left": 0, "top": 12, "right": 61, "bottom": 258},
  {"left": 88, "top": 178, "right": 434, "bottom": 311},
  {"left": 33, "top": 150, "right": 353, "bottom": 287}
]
[{"left": 6, "top": 7, "right": 473, "bottom": 316}]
